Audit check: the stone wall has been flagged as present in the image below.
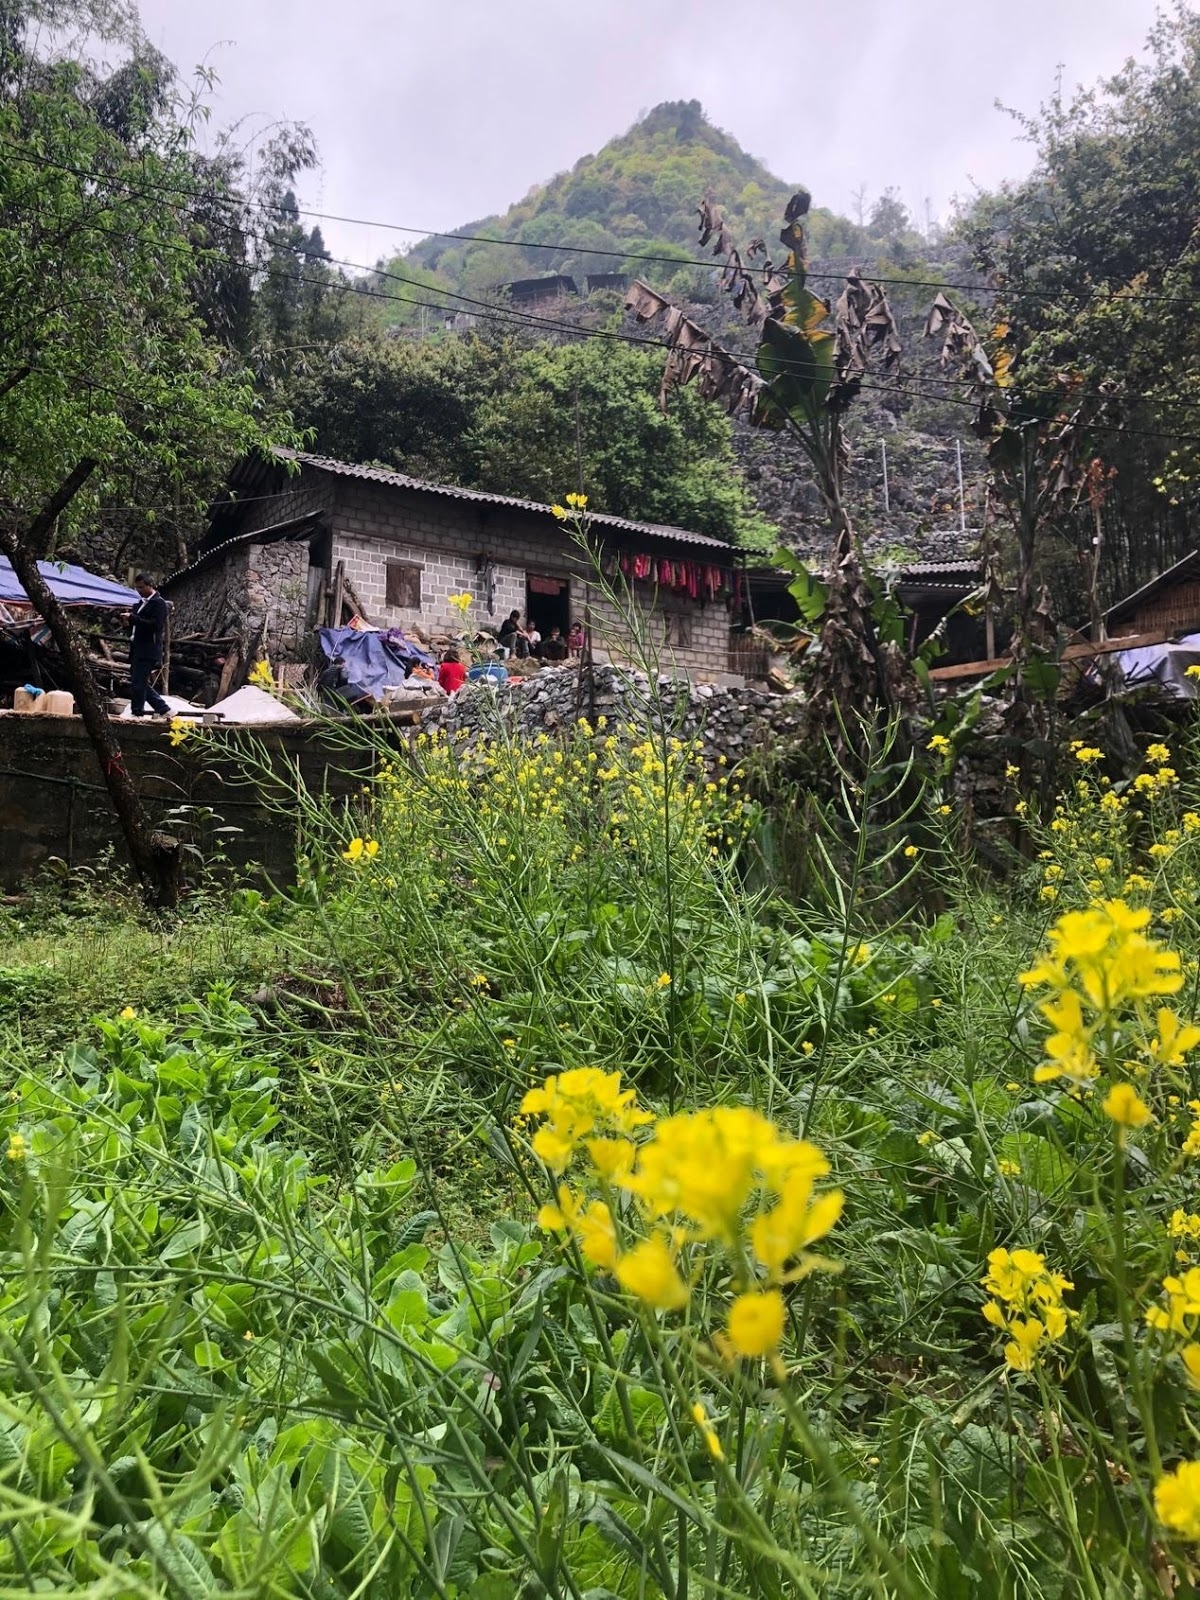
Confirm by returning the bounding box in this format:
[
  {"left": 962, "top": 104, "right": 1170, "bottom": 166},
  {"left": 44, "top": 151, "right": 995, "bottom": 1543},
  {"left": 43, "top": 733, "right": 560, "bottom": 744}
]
[
  {"left": 167, "top": 544, "right": 250, "bottom": 639},
  {"left": 0, "top": 666, "right": 804, "bottom": 886},
  {"left": 166, "top": 540, "right": 310, "bottom": 662},
  {"left": 420, "top": 661, "right": 804, "bottom": 765},
  {"left": 246, "top": 540, "right": 311, "bottom": 660}
]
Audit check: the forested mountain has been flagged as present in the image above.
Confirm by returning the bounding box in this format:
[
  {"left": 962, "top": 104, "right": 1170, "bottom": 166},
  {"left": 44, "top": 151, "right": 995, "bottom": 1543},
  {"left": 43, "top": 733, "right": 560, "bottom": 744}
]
[
  {"left": 372, "top": 100, "right": 929, "bottom": 314},
  {"left": 324, "top": 103, "right": 973, "bottom": 565}
]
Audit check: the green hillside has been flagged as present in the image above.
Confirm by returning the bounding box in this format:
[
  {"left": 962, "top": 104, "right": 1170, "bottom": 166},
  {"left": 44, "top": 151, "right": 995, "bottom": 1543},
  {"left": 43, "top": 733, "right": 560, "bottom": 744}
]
[{"left": 381, "top": 101, "right": 921, "bottom": 308}]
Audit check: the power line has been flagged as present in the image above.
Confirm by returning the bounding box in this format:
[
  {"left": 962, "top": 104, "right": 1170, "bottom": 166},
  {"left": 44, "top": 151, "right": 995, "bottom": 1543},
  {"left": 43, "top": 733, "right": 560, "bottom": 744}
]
[
  {"left": 8, "top": 135, "right": 1200, "bottom": 314},
  {"left": 8, "top": 143, "right": 1200, "bottom": 457},
  {"left": 264, "top": 261, "right": 1200, "bottom": 450}
]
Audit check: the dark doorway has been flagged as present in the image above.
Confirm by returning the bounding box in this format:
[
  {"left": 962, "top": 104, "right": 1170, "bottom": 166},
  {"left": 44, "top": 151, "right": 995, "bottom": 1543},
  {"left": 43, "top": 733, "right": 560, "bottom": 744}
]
[{"left": 526, "top": 575, "right": 570, "bottom": 642}]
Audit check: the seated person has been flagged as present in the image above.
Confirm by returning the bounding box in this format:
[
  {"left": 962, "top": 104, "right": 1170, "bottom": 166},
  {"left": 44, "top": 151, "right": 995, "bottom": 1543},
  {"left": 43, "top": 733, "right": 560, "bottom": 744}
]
[
  {"left": 317, "top": 655, "right": 374, "bottom": 711},
  {"left": 437, "top": 650, "right": 467, "bottom": 694},
  {"left": 567, "top": 621, "right": 584, "bottom": 655},
  {"left": 497, "top": 610, "right": 526, "bottom": 658},
  {"left": 543, "top": 626, "right": 568, "bottom": 661},
  {"left": 524, "top": 619, "right": 542, "bottom": 657}
]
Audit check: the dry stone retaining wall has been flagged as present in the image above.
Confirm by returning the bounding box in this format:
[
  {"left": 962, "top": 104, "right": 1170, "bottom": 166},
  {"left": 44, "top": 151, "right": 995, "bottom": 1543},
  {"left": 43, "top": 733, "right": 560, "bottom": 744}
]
[{"left": 418, "top": 662, "right": 806, "bottom": 765}]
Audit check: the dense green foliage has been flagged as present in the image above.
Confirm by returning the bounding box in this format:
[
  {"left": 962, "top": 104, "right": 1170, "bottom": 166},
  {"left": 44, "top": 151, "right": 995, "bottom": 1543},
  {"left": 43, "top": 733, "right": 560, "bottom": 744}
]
[
  {"left": 960, "top": 4, "right": 1200, "bottom": 607},
  {"left": 0, "top": 2, "right": 283, "bottom": 561},
  {"left": 287, "top": 330, "right": 775, "bottom": 545},
  {"left": 9, "top": 692, "right": 1200, "bottom": 1594}
]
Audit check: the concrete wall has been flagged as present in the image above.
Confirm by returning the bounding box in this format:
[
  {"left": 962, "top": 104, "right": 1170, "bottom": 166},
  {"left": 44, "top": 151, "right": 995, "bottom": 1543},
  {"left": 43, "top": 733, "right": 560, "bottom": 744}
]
[
  {"left": 324, "top": 478, "right": 733, "bottom": 675},
  {"left": 0, "top": 712, "right": 375, "bottom": 890}
]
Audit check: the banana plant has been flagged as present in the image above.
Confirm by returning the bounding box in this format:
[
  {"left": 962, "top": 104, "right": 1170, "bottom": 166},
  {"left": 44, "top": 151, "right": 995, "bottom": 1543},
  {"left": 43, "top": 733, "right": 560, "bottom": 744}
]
[{"left": 626, "top": 189, "right": 907, "bottom": 730}]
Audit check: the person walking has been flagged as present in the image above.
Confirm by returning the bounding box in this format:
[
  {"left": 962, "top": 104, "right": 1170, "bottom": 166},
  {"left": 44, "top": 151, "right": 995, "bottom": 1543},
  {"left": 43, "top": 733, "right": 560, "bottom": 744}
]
[{"left": 127, "top": 573, "right": 172, "bottom": 717}]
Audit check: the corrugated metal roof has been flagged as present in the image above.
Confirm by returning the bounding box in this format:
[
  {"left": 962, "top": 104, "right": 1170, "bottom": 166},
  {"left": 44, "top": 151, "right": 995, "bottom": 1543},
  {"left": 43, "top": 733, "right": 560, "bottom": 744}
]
[
  {"left": 276, "top": 450, "right": 734, "bottom": 552},
  {"left": 896, "top": 559, "right": 981, "bottom": 579},
  {"left": 161, "top": 511, "right": 322, "bottom": 589},
  {"left": 1105, "top": 548, "right": 1200, "bottom": 624}
]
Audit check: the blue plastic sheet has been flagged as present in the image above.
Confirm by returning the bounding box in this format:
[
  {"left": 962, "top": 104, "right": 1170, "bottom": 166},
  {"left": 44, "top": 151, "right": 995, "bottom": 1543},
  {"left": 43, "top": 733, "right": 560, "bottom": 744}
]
[
  {"left": 0, "top": 555, "right": 138, "bottom": 608},
  {"left": 317, "top": 625, "right": 433, "bottom": 694}
]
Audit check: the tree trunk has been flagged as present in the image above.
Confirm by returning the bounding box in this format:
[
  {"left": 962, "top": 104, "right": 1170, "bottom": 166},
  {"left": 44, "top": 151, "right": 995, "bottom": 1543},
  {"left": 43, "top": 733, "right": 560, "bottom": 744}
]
[{"left": 0, "top": 500, "right": 183, "bottom": 908}]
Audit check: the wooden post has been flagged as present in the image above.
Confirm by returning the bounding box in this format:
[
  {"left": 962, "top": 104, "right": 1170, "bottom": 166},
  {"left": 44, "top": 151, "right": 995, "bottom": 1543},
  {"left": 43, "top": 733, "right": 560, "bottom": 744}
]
[
  {"left": 329, "top": 560, "right": 345, "bottom": 628},
  {"left": 160, "top": 609, "right": 171, "bottom": 697},
  {"left": 341, "top": 574, "right": 373, "bottom": 626}
]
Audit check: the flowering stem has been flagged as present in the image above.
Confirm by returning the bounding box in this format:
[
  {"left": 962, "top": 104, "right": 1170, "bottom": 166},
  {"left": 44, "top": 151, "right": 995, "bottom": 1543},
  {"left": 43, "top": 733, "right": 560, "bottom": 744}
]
[
  {"left": 1035, "top": 1370, "right": 1106, "bottom": 1600},
  {"left": 1111, "top": 1120, "right": 1163, "bottom": 1480}
]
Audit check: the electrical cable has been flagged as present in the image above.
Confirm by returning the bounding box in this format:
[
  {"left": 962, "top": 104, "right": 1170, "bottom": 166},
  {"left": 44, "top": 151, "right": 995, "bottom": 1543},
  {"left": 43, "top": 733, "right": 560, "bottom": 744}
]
[{"left": 8, "top": 135, "right": 1200, "bottom": 313}]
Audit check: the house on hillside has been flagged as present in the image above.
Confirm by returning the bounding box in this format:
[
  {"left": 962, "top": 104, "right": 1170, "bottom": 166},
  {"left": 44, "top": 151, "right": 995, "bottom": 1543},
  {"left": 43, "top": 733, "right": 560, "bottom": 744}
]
[
  {"left": 502, "top": 275, "right": 578, "bottom": 308},
  {"left": 163, "top": 451, "right": 738, "bottom": 678}
]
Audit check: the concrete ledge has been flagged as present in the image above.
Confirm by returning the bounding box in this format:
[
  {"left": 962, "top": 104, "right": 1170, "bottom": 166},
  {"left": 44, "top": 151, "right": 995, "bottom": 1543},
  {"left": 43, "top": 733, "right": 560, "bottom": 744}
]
[{"left": 0, "top": 712, "right": 379, "bottom": 889}]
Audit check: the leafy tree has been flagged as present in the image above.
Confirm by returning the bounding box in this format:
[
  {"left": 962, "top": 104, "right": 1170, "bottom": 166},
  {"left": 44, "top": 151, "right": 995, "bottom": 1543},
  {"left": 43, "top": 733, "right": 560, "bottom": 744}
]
[
  {"left": 868, "top": 186, "right": 909, "bottom": 242},
  {"left": 470, "top": 337, "right": 773, "bottom": 545},
  {"left": 0, "top": 0, "right": 292, "bottom": 903},
  {"left": 285, "top": 329, "right": 774, "bottom": 547},
  {"left": 960, "top": 3, "right": 1200, "bottom": 608},
  {"left": 286, "top": 334, "right": 486, "bottom": 483}
]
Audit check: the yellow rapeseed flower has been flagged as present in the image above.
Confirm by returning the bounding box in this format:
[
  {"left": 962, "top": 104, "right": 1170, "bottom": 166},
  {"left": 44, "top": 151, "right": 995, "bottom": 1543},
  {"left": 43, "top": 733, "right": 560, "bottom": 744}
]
[
  {"left": 726, "top": 1288, "right": 786, "bottom": 1358},
  {"left": 119, "top": 1005, "right": 137, "bottom": 1020},
  {"left": 690, "top": 1401, "right": 724, "bottom": 1461},
  {"left": 5, "top": 1131, "right": 26, "bottom": 1163},
  {"left": 1101, "top": 1082, "right": 1153, "bottom": 1129},
  {"left": 1155, "top": 1460, "right": 1200, "bottom": 1540},
  {"left": 1146, "top": 1268, "right": 1200, "bottom": 1333},
  {"left": 614, "top": 1235, "right": 689, "bottom": 1310}
]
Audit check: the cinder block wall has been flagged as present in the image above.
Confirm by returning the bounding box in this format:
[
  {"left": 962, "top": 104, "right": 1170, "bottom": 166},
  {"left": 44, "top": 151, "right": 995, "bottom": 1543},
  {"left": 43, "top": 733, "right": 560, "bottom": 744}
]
[
  {"left": 170, "top": 469, "right": 735, "bottom": 676},
  {"left": 327, "top": 481, "right": 732, "bottom": 675}
]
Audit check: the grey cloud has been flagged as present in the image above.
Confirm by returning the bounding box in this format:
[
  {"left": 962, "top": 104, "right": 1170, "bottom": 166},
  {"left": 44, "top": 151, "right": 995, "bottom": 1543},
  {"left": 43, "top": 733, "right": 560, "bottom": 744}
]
[{"left": 138, "top": 0, "right": 1165, "bottom": 265}]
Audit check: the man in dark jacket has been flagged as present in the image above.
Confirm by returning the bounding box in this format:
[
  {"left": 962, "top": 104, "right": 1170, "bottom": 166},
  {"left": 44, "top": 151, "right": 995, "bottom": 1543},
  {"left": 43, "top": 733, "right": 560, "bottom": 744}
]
[{"left": 128, "top": 573, "right": 171, "bottom": 716}]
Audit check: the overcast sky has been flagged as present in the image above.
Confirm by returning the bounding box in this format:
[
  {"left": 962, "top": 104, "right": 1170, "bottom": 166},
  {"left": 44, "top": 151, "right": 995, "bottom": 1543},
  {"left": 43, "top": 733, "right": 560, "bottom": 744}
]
[{"left": 137, "top": 0, "right": 1167, "bottom": 268}]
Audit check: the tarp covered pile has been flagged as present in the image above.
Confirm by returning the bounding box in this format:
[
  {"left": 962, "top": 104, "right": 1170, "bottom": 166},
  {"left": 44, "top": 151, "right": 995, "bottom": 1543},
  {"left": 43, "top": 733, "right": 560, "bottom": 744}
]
[
  {"left": 317, "top": 624, "right": 433, "bottom": 695},
  {"left": 1108, "top": 633, "right": 1200, "bottom": 698}
]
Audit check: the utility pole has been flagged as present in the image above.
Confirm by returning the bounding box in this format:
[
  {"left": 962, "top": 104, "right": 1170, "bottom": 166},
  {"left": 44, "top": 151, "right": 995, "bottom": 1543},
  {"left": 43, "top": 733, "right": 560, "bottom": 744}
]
[
  {"left": 955, "top": 439, "right": 967, "bottom": 532},
  {"left": 881, "top": 441, "right": 890, "bottom": 514},
  {"left": 573, "top": 382, "right": 585, "bottom": 497}
]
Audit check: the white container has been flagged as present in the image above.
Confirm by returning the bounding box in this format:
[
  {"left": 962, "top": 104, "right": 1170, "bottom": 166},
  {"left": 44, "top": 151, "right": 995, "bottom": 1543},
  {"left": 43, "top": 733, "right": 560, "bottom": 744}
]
[
  {"left": 42, "top": 690, "right": 74, "bottom": 717},
  {"left": 13, "top": 687, "right": 39, "bottom": 713}
]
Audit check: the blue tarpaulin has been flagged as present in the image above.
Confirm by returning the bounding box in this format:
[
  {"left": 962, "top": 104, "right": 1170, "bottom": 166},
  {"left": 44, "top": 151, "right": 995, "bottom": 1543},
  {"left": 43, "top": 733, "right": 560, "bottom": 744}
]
[
  {"left": 317, "top": 625, "right": 434, "bottom": 694},
  {"left": 0, "top": 555, "right": 138, "bottom": 608}
]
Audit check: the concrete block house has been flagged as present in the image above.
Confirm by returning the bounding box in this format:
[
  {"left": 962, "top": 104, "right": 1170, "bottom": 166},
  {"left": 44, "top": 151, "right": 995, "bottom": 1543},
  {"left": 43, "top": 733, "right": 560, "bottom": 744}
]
[{"left": 165, "top": 451, "right": 738, "bottom": 677}]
